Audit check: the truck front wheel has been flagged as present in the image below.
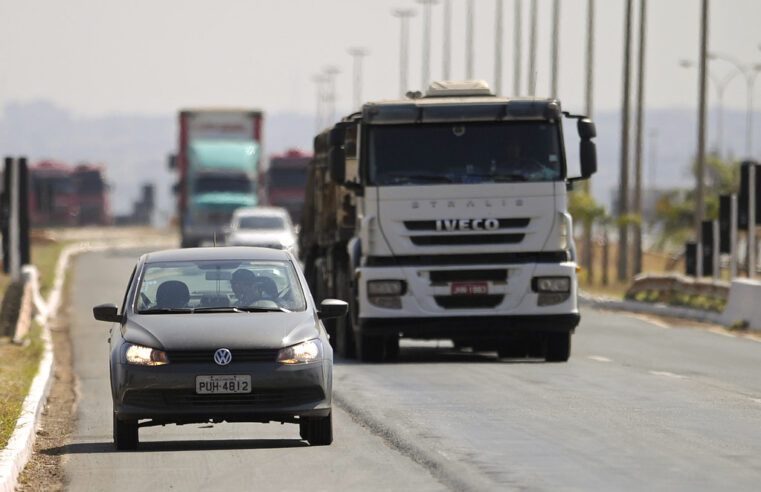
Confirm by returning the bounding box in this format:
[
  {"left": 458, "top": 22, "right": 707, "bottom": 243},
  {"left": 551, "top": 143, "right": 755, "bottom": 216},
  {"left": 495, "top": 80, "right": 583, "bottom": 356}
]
[
  {"left": 355, "top": 332, "right": 385, "bottom": 362},
  {"left": 545, "top": 332, "right": 571, "bottom": 362}
]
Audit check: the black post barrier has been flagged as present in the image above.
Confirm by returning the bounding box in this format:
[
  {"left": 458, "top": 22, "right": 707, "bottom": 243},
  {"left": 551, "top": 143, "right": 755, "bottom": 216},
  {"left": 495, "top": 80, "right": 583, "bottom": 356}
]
[
  {"left": 19, "top": 157, "right": 30, "bottom": 266},
  {"left": 719, "top": 194, "right": 731, "bottom": 254},
  {"left": 2, "top": 157, "right": 11, "bottom": 274},
  {"left": 701, "top": 220, "right": 714, "bottom": 277},
  {"left": 685, "top": 241, "right": 697, "bottom": 276}
]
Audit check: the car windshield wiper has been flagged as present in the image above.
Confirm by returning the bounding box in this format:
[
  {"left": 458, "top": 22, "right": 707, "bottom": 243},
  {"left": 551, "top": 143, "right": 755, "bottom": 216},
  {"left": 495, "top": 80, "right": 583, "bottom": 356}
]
[
  {"left": 138, "top": 308, "right": 193, "bottom": 314},
  {"left": 192, "top": 306, "right": 245, "bottom": 313},
  {"left": 385, "top": 173, "right": 454, "bottom": 183},
  {"left": 234, "top": 306, "right": 292, "bottom": 313}
]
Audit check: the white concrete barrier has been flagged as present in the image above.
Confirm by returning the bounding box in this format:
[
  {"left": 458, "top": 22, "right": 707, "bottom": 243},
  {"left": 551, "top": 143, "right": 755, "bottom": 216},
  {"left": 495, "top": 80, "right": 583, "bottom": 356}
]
[{"left": 719, "top": 278, "right": 761, "bottom": 332}]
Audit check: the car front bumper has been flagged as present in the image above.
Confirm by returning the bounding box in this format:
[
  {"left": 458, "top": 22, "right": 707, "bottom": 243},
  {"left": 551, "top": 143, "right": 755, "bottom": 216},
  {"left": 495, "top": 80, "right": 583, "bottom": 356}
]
[{"left": 112, "top": 359, "right": 332, "bottom": 423}]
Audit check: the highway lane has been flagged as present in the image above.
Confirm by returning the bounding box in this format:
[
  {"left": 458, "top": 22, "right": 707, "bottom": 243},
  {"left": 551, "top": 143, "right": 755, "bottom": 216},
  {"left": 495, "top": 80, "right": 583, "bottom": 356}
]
[
  {"left": 64, "top": 248, "right": 445, "bottom": 491},
  {"left": 63, "top": 248, "right": 761, "bottom": 491}
]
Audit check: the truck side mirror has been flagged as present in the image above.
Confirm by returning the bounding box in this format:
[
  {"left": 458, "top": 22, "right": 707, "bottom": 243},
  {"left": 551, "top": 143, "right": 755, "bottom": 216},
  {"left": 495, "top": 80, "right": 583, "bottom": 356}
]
[
  {"left": 577, "top": 118, "right": 596, "bottom": 139},
  {"left": 329, "top": 147, "right": 346, "bottom": 183},
  {"left": 579, "top": 140, "right": 597, "bottom": 178},
  {"left": 329, "top": 127, "right": 345, "bottom": 146}
]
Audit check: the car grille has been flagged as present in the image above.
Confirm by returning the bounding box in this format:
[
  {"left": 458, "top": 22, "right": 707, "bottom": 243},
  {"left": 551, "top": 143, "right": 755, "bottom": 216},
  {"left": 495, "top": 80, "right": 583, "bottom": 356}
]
[
  {"left": 123, "top": 387, "right": 325, "bottom": 408},
  {"left": 165, "top": 349, "right": 279, "bottom": 364},
  {"left": 434, "top": 294, "right": 505, "bottom": 309}
]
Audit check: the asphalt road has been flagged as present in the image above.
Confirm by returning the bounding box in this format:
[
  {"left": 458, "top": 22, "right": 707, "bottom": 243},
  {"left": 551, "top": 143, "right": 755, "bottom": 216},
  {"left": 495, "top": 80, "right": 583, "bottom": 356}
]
[{"left": 64, "top": 248, "right": 761, "bottom": 491}]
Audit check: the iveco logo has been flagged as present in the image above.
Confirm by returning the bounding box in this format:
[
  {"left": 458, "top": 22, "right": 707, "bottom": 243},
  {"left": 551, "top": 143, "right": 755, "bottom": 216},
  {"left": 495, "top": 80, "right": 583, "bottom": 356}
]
[
  {"left": 214, "top": 348, "right": 232, "bottom": 366},
  {"left": 435, "top": 218, "right": 499, "bottom": 232}
]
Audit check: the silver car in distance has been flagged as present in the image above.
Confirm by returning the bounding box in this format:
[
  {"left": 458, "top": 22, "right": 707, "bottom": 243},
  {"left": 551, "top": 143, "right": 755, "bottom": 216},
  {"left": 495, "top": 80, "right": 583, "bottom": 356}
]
[{"left": 93, "top": 247, "right": 347, "bottom": 450}]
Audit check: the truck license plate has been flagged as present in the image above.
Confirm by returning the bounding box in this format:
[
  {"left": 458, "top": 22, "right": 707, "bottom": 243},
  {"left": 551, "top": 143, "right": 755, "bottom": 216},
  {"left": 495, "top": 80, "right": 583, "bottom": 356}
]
[
  {"left": 450, "top": 282, "right": 488, "bottom": 295},
  {"left": 196, "top": 375, "right": 251, "bottom": 394}
]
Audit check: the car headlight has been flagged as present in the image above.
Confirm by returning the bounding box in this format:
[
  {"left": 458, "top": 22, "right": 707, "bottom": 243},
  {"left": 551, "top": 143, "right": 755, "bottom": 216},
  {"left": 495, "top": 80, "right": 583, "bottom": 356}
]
[
  {"left": 125, "top": 343, "right": 169, "bottom": 366},
  {"left": 277, "top": 339, "right": 322, "bottom": 364}
]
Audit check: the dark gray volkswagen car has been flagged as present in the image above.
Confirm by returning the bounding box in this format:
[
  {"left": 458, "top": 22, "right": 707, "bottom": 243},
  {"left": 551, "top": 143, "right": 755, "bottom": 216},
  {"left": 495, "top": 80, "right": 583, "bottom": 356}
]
[{"left": 93, "top": 247, "right": 346, "bottom": 450}]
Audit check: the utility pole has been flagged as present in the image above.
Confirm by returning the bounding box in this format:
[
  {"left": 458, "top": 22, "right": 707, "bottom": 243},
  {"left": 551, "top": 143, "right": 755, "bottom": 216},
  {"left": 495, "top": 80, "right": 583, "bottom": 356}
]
[
  {"left": 393, "top": 9, "right": 416, "bottom": 96},
  {"left": 617, "top": 0, "right": 633, "bottom": 282},
  {"left": 312, "top": 74, "right": 327, "bottom": 132},
  {"left": 550, "top": 0, "right": 560, "bottom": 98},
  {"left": 417, "top": 0, "right": 438, "bottom": 89},
  {"left": 527, "top": 0, "right": 537, "bottom": 95},
  {"left": 323, "top": 66, "right": 340, "bottom": 125},
  {"left": 695, "top": 0, "right": 709, "bottom": 277},
  {"left": 443, "top": 0, "right": 451, "bottom": 79},
  {"left": 466, "top": 0, "right": 474, "bottom": 79},
  {"left": 633, "top": 0, "right": 648, "bottom": 275},
  {"left": 513, "top": 0, "right": 522, "bottom": 95},
  {"left": 348, "top": 47, "right": 369, "bottom": 110},
  {"left": 495, "top": 0, "right": 504, "bottom": 95},
  {"left": 582, "top": 0, "right": 595, "bottom": 282}
]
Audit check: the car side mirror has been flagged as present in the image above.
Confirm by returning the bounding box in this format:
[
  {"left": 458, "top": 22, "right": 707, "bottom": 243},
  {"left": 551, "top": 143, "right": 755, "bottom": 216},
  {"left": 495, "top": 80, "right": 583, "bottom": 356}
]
[
  {"left": 93, "top": 303, "right": 124, "bottom": 323},
  {"left": 317, "top": 299, "right": 348, "bottom": 320}
]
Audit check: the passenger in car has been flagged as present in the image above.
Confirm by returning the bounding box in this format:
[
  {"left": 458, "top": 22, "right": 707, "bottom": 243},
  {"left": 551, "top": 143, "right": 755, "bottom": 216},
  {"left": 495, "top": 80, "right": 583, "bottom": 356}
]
[{"left": 231, "top": 269, "right": 277, "bottom": 306}]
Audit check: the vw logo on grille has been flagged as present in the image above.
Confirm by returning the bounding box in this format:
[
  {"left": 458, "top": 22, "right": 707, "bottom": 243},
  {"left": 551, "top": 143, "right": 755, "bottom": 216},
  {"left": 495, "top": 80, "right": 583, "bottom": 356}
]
[{"left": 213, "top": 348, "right": 232, "bottom": 366}]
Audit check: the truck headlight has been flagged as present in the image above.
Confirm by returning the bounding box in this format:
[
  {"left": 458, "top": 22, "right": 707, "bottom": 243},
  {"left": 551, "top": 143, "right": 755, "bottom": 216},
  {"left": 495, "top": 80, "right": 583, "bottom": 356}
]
[
  {"left": 277, "top": 339, "right": 322, "bottom": 364},
  {"left": 125, "top": 344, "right": 169, "bottom": 366},
  {"left": 533, "top": 277, "right": 570, "bottom": 293},
  {"left": 532, "top": 276, "right": 571, "bottom": 306},
  {"left": 367, "top": 280, "right": 406, "bottom": 309}
]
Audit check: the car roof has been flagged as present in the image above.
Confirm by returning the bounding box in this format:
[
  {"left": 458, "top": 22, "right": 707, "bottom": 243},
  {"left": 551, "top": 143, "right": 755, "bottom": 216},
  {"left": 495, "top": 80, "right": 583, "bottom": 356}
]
[
  {"left": 233, "top": 206, "right": 289, "bottom": 218},
  {"left": 143, "top": 246, "right": 292, "bottom": 264}
]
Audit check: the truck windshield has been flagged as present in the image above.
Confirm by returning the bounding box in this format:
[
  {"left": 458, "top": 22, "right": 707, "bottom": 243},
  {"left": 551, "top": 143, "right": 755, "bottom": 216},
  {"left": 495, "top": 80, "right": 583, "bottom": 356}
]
[
  {"left": 270, "top": 167, "right": 308, "bottom": 188},
  {"left": 194, "top": 174, "right": 254, "bottom": 194},
  {"left": 368, "top": 121, "right": 563, "bottom": 185}
]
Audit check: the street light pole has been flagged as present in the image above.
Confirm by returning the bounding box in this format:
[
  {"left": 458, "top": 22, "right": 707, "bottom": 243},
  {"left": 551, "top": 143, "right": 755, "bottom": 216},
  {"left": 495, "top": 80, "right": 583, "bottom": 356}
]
[
  {"left": 709, "top": 52, "right": 761, "bottom": 158},
  {"left": 393, "top": 9, "right": 416, "bottom": 97},
  {"left": 680, "top": 59, "right": 738, "bottom": 159},
  {"left": 348, "top": 47, "right": 369, "bottom": 110},
  {"left": 417, "top": 0, "right": 438, "bottom": 89}
]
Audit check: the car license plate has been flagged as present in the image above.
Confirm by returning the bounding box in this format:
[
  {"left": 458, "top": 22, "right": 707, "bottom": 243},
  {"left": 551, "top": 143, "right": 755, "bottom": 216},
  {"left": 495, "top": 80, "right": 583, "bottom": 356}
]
[
  {"left": 450, "top": 282, "right": 488, "bottom": 295},
  {"left": 195, "top": 375, "right": 251, "bottom": 394}
]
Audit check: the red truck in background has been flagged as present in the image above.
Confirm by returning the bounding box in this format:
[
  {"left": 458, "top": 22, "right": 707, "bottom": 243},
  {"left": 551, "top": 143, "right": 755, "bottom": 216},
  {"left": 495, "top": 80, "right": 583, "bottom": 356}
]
[
  {"left": 29, "top": 160, "right": 110, "bottom": 226},
  {"left": 262, "top": 149, "right": 311, "bottom": 224}
]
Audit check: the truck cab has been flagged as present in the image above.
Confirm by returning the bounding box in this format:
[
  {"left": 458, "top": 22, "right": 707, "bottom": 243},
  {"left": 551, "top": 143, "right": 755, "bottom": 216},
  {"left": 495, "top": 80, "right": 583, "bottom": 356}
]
[{"left": 300, "top": 81, "right": 596, "bottom": 362}]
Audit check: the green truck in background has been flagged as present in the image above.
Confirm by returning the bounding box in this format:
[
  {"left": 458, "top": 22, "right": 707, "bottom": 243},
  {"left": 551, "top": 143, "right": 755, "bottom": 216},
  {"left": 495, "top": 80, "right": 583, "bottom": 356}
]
[{"left": 170, "top": 108, "right": 263, "bottom": 247}]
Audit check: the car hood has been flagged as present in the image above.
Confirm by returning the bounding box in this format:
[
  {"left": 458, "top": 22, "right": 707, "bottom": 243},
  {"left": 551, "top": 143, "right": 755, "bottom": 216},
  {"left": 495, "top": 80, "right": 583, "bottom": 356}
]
[
  {"left": 122, "top": 310, "right": 319, "bottom": 351},
  {"left": 227, "top": 230, "right": 293, "bottom": 245}
]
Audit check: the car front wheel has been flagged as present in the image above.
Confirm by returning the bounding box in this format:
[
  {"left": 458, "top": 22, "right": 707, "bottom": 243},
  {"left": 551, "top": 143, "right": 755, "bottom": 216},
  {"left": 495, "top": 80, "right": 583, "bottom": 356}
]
[
  {"left": 113, "top": 412, "right": 139, "bottom": 450},
  {"left": 300, "top": 412, "right": 333, "bottom": 446}
]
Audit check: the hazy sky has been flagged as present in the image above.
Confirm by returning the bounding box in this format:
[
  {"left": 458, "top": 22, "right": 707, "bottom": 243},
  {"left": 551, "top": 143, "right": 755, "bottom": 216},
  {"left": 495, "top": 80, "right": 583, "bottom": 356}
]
[{"left": 1, "top": 0, "right": 760, "bottom": 118}]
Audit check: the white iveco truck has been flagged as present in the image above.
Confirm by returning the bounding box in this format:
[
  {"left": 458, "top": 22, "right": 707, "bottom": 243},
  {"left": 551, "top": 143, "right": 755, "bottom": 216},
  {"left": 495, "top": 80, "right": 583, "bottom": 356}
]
[{"left": 300, "top": 81, "right": 597, "bottom": 362}]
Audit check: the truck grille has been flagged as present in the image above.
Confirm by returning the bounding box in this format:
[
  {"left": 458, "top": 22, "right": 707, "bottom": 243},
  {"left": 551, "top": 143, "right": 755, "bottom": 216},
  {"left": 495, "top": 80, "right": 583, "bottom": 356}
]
[
  {"left": 410, "top": 234, "right": 523, "bottom": 246},
  {"left": 434, "top": 295, "right": 504, "bottom": 309},
  {"left": 429, "top": 269, "right": 508, "bottom": 283},
  {"left": 403, "top": 218, "right": 530, "bottom": 230}
]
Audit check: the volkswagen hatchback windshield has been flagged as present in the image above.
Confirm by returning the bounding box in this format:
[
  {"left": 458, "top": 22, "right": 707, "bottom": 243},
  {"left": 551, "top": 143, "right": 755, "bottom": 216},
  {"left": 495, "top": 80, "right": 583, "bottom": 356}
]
[{"left": 135, "top": 259, "right": 306, "bottom": 313}]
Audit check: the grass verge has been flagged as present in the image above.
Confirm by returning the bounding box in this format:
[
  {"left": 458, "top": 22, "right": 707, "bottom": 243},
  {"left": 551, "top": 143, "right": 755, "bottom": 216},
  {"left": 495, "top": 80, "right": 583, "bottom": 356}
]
[
  {"left": 0, "top": 322, "right": 45, "bottom": 448},
  {"left": 31, "top": 238, "right": 70, "bottom": 299}
]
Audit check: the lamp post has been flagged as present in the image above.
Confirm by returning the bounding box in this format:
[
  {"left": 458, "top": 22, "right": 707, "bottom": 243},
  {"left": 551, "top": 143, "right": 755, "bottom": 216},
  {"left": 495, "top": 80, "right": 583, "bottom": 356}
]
[
  {"left": 708, "top": 52, "right": 761, "bottom": 158},
  {"left": 392, "top": 8, "right": 416, "bottom": 97},
  {"left": 417, "top": 0, "right": 438, "bottom": 89},
  {"left": 348, "top": 47, "right": 369, "bottom": 110},
  {"left": 680, "top": 59, "right": 738, "bottom": 159}
]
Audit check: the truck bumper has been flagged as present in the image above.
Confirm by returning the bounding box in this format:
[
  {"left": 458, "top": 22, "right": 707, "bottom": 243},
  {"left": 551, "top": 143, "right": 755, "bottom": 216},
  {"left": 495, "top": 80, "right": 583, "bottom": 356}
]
[{"left": 359, "top": 313, "right": 579, "bottom": 339}]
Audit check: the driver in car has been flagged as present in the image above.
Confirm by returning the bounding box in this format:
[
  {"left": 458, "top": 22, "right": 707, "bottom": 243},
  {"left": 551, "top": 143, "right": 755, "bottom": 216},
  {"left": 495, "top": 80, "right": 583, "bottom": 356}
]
[{"left": 231, "top": 269, "right": 271, "bottom": 307}]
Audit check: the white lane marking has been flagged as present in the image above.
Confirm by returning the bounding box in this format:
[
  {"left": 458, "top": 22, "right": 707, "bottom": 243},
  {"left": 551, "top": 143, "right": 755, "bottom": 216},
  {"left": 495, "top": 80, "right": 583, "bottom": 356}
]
[
  {"left": 626, "top": 313, "right": 671, "bottom": 329},
  {"left": 588, "top": 355, "right": 612, "bottom": 363},
  {"left": 708, "top": 328, "right": 737, "bottom": 338},
  {"left": 649, "top": 370, "right": 686, "bottom": 380}
]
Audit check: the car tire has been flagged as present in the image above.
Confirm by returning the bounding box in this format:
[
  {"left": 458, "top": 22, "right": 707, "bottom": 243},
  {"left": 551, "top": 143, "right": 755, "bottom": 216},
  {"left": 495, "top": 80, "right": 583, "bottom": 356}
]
[
  {"left": 302, "top": 412, "right": 333, "bottom": 446},
  {"left": 113, "top": 412, "right": 138, "bottom": 450},
  {"left": 545, "top": 332, "right": 571, "bottom": 362}
]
